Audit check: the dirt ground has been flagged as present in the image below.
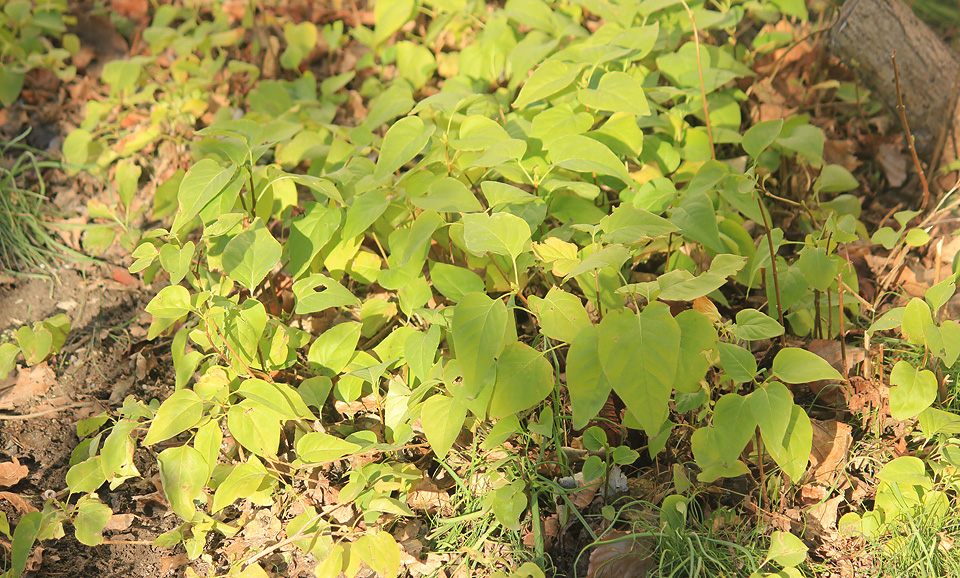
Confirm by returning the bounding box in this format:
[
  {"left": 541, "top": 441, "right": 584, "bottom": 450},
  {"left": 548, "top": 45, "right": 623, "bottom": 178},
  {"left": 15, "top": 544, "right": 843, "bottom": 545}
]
[{"left": 0, "top": 266, "right": 186, "bottom": 578}]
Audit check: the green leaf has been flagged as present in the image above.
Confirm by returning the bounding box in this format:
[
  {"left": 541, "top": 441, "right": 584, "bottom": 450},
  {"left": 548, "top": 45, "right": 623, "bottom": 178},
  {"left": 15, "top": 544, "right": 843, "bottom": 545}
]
[
  {"left": 600, "top": 204, "right": 679, "bottom": 244},
  {"left": 157, "top": 445, "right": 209, "bottom": 521},
  {"left": 597, "top": 304, "right": 680, "bottom": 435},
  {"left": 212, "top": 457, "right": 271, "bottom": 513},
  {"left": 222, "top": 218, "right": 282, "bottom": 291},
  {"left": 710, "top": 393, "right": 758, "bottom": 465},
  {"left": 797, "top": 246, "right": 840, "bottom": 292},
  {"left": 412, "top": 177, "right": 483, "bottom": 213},
  {"left": 15, "top": 325, "right": 52, "bottom": 365},
  {"left": 66, "top": 456, "right": 106, "bottom": 494},
  {"left": 772, "top": 347, "right": 842, "bottom": 384},
  {"left": 939, "top": 320, "right": 960, "bottom": 367},
  {"left": 674, "top": 310, "right": 717, "bottom": 393},
  {"left": 889, "top": 360, "right": 937, "bottom": 420},
  {"left": 142, "top": 389, "right": 203, "bottom": 446},
  {"left": 172, "top": 159, "right": 237, "bottom": 233},
  {"left": 528, "top": 288, "right": 590, "bottom": 343},
  {"left": 717, "top": 342, "right": 758, "bottom": 384},
  {"left": 566, "top": 325, "right": 613, "bottom": 430},
  {"left": 905, "top": 228, "right": 931, "bottom": 247},
  {"left": 294, "top": 274, "right": 360, "bottom": 314},
  {"left": 670, "top": 191, "right": 725, "bottom": 254},
  {"left": 925, "top": 278, "right": 956, "bottom": 313},
  {"left": 0, "top": 342, "right": 20, "bottom": 380},
  {"left": 690, "top": 427, "right": 749, "bottom": 482},
  {"left": 513, "top": 60, "right": 586, "bottom": 109},
  {"left": 356, "top": 531, "right": 401, "bottom": 578},
  {"left": 429, "top": 262, "right": 485, "bottom": 302},
  {"left": 776, "top": 124, "right": 824, "bottom": 166},
  {"left": 462, "top": 212, "right": 532, "bottom": 261},
  {"left": 876, "top": 455, "right": 930, "bottom": 487},
  {"left": 421, "top": 395, "right": 467, "bottom": 458},
  {"left": 563, "top": 245, "right": 630, "bottom": 280},
  {"left": 742, "top": 118, "right": 783, "bottom": 158},
  {"left": 765, "top": 404, "right": 812, "bottom": 481},
  {"left": 733, "top": 309, "right": 785, "bottom": 341},
  {"left": 343, "top": 190, "right": 390, "bottom": 240},
  {"left": 577, "top": 71, "right": 650, "bottom": 116},
  {"left": 765, "top": 531, "right": 807, "bottom": 567},
  {"left": 404, "top": 326, "right": 441, "bottom": 382},
  {"left": 0, "top": 65, "right": 25, "bottom": 107},
  {"left": 308, "top": 321, "right": 362, "bottom": 374},
  {"left": 287, "top": 202, "right": 341, "bottom": 279},
  {"left": 296, "top": 432, "right": 361, "bottom": 463},
  {"left": 546, "top": 134, "right": 634, "bottom": 184},
  {"left": 489, "top": 343, "right": 554, "bottom": 419},
  {"left": 374, "top": 0, "right": 415, "bottom": 46},
  {"left": 375, "top": 116, "right": 432, "bottom": 179},
  {"left": 814, "top": 164, "right": 858, "bottom": 194},
  {"left": 280, "top": 21, "right": 318, "bottom": 69},
  {"left": 62, "top": 128, "right": 92, "bottom": 167},
  {"left": 238, "top": 378, "right": 315, "bottom": 420},
  {"left": 227, "top": 401, "right": 281, "bottom": 457},
  {"left": 901, "top": 297, "right": 932, "bottom": 345},
  {"left": 159, "top": 241, "right": 194, "bottom": 285},
  {"left": 749, "top": 381, "right": 793, "bottom": 449},
  {"left": 74, "top": 495, "right": 112, "bottom": 546},
  {"left": 451, "top": 292, "right": 514, "bottom": 399},
  {"left": 9, "top": 511, "right": 41, "bottom": 578}
]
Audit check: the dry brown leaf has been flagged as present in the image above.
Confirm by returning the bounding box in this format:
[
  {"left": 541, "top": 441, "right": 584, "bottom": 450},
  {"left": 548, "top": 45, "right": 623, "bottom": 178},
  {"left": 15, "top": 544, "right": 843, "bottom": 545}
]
[
  {"left": 241, "top": 509, "right": 282, "bottom": 545},
  {"left": 334, "top": 394, "right": 379, "bottom": 418},
  {"left": 406, "top": 477, "right": 450, "bottom": 514},
  {"left": 824, "top": 139, "right": 861, "bottom": 172},
  {"left": 586, "top": 530, "right": 654, "bottom": 578},
  {"left": 809, "top": 420, "right": 853, "bottom": 484},
  {"left": 806, "top": 339, "right": 865, "bottom": 406},
  {"left": 876, "top": 143, "right": 908, "bottom": 187},
  {"left": 0, "top": 457, "right": 28, "bottom": 488},
  {"left": 0, "top": 491, "right": 37, "bottom": 513},
  {"left": 0, "top": 363, "right": 54, "bottom": 410},
  {"left": 104, "top": 513, "right": 136, "bottom": 531},
  {"left": 805, "top": 494, "right": 843, "bottom": 539}
]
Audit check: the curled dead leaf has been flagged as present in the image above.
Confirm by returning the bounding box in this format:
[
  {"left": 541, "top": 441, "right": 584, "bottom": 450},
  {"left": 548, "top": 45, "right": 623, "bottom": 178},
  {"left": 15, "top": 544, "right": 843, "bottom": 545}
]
[
  {"left": 587, "top": 530, "right": 654, "bottom": 578},
  {"left": 0, "top": 363, "right": 55, "bottom": 410},
  {"left": 0, "top": 457, "right": 28, "bottom": 488},
  {"left": 406, "top": 477, "right": 450, "bottom": 514},
  {"left": 0, "top": 491, "right": 37, "bottom": 514},
  {"left": 809, "top": 420, "right": 853, "bottom": 484}
]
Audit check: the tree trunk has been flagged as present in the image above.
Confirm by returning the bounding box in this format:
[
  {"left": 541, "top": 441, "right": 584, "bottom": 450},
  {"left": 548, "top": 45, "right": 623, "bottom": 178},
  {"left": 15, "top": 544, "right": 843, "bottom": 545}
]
[{"left": 828, "top": 0, "right": 960, "bottom": 169}]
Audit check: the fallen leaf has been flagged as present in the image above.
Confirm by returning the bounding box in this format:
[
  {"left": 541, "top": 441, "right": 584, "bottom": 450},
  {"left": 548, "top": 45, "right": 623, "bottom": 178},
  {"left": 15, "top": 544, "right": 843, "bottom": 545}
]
[
  {"left": 586, "top": 530, "right": 654, "bottom": 578},
  {"left": 104, "top": 513, "right": 136, "bottom": 531},
  {"left": 939, "top": 532, "right": 954, "bottom": 552},
  {"left": 0, "top": 363, "right": 55, "bottom": 410},
  {"left": 0, "top": 457, "right": 28, "bottom": 487},
  {"left": 809, "top": 419, "right": 853, "bottom": 484},
  {"left": 804, "top": 494, "right": 843, "bottom": 539},
  {"left": 876, "top": 143, "right": 908, "bottom": 187},
  {"left": 241, "top": 509, "right": 282, "bottom": 545},
  {"left": 0, "top": 491, "right": 37, "bottom": 513},
  {"left": 406, "top": 477, "right": 450, "bottom": 514}
]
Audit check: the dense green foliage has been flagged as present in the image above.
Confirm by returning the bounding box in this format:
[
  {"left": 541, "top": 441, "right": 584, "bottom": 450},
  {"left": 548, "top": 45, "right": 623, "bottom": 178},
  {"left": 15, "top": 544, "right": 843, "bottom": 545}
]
[{"left": 2, "top": 0, "right": 960, "bottom": 577}]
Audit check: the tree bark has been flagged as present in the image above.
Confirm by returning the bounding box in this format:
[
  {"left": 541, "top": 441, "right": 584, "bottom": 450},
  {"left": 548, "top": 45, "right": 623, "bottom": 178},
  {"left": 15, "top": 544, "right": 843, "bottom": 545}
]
[{"left": 828, "top": 0, "right": 960, "bottom": 169}]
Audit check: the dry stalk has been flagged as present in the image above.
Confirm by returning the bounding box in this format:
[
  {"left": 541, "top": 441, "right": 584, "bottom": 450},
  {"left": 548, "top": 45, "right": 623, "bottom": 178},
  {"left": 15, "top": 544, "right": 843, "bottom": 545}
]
[{"left": 891, "top": 51, "right": 931, "bottom": 211}]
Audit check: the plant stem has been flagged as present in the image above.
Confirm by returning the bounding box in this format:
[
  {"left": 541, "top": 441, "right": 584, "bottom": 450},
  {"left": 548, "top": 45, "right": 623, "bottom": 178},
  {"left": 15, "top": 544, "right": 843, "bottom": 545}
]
[
  {"left": 891, "top": 51, "right": 931, "bottom": 211},
  {"left": 756, "top": 195, "right": 785, "bottom": 342}
]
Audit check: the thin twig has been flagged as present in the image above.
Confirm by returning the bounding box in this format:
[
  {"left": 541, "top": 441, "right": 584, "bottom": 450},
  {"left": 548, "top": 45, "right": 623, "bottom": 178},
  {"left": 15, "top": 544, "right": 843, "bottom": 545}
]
[
  {"left": 756, "top": 195, "right": 785, "bottom": 340},
  {"left": 891, "top": 51, "right": 931, "bottom": 211},
  {"left": 0, "top": 402, "right": 95, "bottom": 421},
  {"left": 679, "top": 0, "right": 715, "bottom": 160}
]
